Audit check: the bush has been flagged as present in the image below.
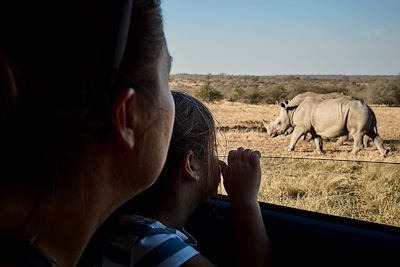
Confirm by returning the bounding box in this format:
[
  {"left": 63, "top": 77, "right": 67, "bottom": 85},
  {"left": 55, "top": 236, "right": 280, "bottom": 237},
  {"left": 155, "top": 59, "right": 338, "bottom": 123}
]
[
  {"left": 229, "top": 87, "right": 245, "bottom": 102},
  {"left": 194, "top": 83, "right": 223, "bottom": 103},
  {"left": 348, "top": 79, "right": 400, "bottom": 106},
  {"left": 270, "top": 85, "right": 288, "bottom": 103},
  {"left": 242, "top": 88, "right": 266, "bottom": 104}
]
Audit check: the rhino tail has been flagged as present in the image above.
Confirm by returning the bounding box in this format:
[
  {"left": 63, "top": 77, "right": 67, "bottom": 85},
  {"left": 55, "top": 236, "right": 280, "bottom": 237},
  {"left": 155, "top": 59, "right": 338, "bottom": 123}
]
[
  {"left": 369, "top": 106, "right": 379, "bottom": 137},
  {"left": 366, "top": 106, "right": 382, "bottom": 144}
]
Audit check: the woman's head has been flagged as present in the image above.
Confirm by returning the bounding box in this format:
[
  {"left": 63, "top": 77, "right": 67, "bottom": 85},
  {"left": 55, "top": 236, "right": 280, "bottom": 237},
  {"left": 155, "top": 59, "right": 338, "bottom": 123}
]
[{"left": 0, "top": 0, "right": 174, "bottom": 194}]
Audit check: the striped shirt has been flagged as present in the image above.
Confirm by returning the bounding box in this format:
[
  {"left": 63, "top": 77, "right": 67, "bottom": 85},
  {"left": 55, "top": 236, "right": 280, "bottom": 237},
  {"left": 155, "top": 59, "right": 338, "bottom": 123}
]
[{"left": 99, "top": 214, "right": 199, "bottom": 267}]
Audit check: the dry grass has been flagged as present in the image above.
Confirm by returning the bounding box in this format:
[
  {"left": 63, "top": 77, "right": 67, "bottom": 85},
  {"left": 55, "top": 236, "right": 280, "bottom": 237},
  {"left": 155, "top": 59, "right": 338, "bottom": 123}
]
[{"left": 209, "top": 101, "right": 400, "bottom": 227}]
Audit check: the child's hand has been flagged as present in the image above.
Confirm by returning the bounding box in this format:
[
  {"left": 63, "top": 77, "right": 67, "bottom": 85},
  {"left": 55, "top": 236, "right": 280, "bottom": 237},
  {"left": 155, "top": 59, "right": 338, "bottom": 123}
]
[
  {"left": 220, "top": 148, "right": 270, "bottom": 267},
  {"left": 220, "top": 147, "right": 261, "bottom": 204}
]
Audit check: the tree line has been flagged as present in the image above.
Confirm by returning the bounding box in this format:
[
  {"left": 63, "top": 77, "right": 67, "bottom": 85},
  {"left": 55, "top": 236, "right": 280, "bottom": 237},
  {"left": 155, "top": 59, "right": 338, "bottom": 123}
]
[{"left": 169, "top": 74, "right": 400, "bottom": 106}]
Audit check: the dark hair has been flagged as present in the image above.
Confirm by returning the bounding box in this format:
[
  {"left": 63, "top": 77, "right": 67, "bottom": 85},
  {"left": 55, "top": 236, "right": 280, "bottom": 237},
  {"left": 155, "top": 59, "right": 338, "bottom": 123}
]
[
  {"left": 122, "top": 91, "right": 219, "bottom": 213},
  {"left": 0, "top": 0, "right": 166, "bottom": 184}
]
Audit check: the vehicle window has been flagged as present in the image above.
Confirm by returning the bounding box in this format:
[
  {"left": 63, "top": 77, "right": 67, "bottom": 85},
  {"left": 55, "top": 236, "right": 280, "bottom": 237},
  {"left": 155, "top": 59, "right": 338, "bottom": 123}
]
[{"left": 163, "top": 0, "right": 400, "bottom": 228}]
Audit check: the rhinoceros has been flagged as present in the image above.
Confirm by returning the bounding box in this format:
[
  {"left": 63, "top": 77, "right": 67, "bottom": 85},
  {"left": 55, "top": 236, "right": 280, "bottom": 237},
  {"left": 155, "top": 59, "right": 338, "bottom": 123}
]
[
  {"left": 265, "top": 96, "right": 387, "bottom": 156},
  {"left": 264, "top": 91, "right": 370, "bottom": 147}
]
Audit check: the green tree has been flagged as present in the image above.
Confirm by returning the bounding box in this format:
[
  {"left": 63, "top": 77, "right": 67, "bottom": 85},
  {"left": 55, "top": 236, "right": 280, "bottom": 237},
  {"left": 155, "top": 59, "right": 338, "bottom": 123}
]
[
  {"left": 194, "top": 83, "right": 223, "bottom": 103},
  {"left": 229, "top": 87, "right": 245, "bottom": 102},
  {"left": 242, "top": 88, "right": 266, "bottom": 104},
  {"left": 270, "top": 85, "right": 288, "bottom": 103}
]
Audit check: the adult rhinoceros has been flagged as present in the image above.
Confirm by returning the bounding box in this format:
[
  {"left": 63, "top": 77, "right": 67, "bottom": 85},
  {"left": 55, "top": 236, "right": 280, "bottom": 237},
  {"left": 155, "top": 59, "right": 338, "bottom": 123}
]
[
  {"left": 264, "top": 91, "right": 356, "bottom": 144},
  {"left": 265, "top": 96, "right": 387, "bottom": 156}
]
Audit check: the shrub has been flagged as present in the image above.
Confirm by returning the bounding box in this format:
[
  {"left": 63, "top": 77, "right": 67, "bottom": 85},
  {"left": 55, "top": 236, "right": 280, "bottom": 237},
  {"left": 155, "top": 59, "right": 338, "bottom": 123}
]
[
  {"left": 242, "top": 88, "right": 266, "bottom": 104},
  {"left": 229, "top": 87, "right": 245, "bottom": 102},
  {"left": 194, "top": 83, "right": 223, "bottom": 103},
  {"left": 270, "top": 85, "right": 288, "bottom": 103}
]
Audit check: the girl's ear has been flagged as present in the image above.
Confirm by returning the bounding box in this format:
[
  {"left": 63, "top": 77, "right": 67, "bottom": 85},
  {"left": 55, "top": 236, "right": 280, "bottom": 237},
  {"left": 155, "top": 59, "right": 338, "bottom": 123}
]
[
  {"left": 112, "top": 87, "right": 137, "bottom": 152},
  {"left": 181, "top": 150, "right": 201, "bottom": 182}
]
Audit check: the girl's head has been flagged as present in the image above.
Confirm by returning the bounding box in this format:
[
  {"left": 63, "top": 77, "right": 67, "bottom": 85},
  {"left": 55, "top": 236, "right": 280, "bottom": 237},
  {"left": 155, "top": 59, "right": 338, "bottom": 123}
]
[
  {"left": 127, "top": 91, "right": 221, "bottom": 214},
  {"left": 0, "top": 1, "right": 174, "bottom": 197},
  {"left": 167, "top": 91, "right": 220, "bottom": 197}
]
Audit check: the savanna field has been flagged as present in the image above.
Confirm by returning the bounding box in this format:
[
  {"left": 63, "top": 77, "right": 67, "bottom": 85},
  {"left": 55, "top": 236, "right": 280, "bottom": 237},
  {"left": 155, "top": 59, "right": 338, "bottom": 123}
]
[{"left": 170, "top": 74, "right": 400, "bottom": 227}]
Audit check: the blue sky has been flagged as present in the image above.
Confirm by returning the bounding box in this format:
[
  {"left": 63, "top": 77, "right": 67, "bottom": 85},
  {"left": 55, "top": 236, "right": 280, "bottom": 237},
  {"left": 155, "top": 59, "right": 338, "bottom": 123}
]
[{"left": 161, "top": 0, "right": 400, "bottom": 75}]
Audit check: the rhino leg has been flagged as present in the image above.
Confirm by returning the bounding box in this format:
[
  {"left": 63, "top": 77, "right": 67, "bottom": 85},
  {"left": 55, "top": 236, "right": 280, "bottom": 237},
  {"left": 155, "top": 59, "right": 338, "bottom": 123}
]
[
  {"left": 363, "top": 135, "right": 371, "bottom": 148},
  {"left": 303, "top": 132, "right": 312, "bottom": 142},
  {"left": 314, "top": 136, "right": 325, "bottom": 154},
  {"left": 335, "top": 135, "right": 348, "bottom": 146},
  {"left": 372, "top": 135, "right": 388, "bottom": 157},
  {"left": 350, "top": 133, "right": 364, "bottom": 155},
  {"left": 287, "top": 127, "right": 305, "bottom": 151},
  {"left": 284, "top": 126, "right": 294, "bottom": 135}
]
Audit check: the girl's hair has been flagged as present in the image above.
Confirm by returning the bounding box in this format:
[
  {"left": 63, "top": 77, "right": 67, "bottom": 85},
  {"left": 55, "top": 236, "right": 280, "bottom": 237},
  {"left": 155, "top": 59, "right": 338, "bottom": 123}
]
[
  {"left": 122, "top": 91, "right": 218, "bottom": 213},
  {"left": 0, "top": 0, "right": 165, "bottom": 184}
]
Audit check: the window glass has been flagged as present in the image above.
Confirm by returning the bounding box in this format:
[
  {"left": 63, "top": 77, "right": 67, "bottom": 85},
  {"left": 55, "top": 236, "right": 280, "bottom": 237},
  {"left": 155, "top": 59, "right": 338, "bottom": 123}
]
[{"left": 163, "top": 0, "right": 400, "bottom": 228}]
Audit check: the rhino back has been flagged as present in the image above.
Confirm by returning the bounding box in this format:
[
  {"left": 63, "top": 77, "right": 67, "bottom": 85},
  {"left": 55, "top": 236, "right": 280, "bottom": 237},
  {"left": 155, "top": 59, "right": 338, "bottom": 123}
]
[
  {"left": 287, "top": 92, "right": 320, "bottom": 107},
  {"left": 287, "top": 91, "right": 345, "bottom": 108}
]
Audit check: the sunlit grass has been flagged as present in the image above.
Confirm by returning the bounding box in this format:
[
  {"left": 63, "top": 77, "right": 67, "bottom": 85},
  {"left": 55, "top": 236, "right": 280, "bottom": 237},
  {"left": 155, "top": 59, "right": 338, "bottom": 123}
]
[{"left": 210, "top": 101, "right": 400, "bottom": 227}]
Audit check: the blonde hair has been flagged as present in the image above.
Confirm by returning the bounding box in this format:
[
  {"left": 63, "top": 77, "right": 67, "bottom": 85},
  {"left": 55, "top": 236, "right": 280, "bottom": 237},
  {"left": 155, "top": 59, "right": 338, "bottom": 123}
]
[{"left": 121, "top": 91, "right": 219, "bottom": 212}]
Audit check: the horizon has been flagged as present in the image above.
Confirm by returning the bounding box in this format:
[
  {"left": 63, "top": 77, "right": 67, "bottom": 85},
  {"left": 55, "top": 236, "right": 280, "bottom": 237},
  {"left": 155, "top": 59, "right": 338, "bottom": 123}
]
[
  {"left": 169, "top": 73, "right": 399, "bottom": 77},
  {"left": 162, "top": 0, "right": 400, "bottom": 76}
]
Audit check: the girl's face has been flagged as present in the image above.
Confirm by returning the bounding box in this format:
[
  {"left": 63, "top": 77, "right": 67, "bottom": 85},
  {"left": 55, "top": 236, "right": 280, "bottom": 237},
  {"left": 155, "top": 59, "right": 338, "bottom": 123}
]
[
  {"left": 200, "top": 143, "right": 222, "bottom": 200},
  {"left": 209, "top": 153, "right": 222, "bottom": 197}
]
